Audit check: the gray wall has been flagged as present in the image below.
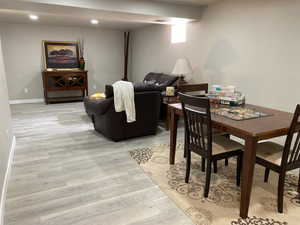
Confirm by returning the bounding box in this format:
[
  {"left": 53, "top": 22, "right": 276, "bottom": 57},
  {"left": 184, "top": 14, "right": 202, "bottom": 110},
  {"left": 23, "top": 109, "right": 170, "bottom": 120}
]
[
  {"left": 131, "top": 0, "right": 300, "bottom": 113},
  {"left": 0, "top": 37, "right": 13, "bottom": 207},
  {"left": 0, "top": 23, "right": 124, "bottom": 100}
]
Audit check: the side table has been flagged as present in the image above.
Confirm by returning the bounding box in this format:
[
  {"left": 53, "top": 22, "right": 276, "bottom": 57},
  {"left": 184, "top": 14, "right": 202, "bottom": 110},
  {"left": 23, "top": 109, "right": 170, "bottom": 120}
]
[{"left": 162, "top": 95, "right": 180, "bottom": 130}]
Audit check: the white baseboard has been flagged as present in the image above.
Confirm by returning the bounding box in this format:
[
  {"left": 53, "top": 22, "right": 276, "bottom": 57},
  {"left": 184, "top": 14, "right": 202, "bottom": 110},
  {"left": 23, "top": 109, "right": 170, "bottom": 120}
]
[
  {"left": 0, "top": 136, "right": 16, "bottom": 225},
  {"left": 9, "top": 98, "right": 44, "bottom": 105}
]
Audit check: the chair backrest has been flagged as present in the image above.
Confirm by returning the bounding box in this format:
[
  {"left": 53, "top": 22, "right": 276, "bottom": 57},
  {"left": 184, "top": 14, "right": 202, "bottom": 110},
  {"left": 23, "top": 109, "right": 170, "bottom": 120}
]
[
  {"left": 177, "top": 83, "right": 208, "bottom": 94},
  {"left": 178, "top": 92, "right": 212, "bottom": 157},
  {"left": 281, "top": 104, "right": 300, "bottom": 169}
]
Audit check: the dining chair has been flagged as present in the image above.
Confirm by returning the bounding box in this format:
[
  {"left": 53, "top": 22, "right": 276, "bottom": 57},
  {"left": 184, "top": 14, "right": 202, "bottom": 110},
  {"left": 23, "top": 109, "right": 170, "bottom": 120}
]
[
  {"left": 183, "top": 119, "right": 229, "bottom": 173},
  {"left": 255, "top": 104, "right": 300, "bottom": 213},
  {"left": 179, "top": 92, "right": 244, "bottom": 197},
  {"left": 178, "top": 84, "right": 230, "bottom": 172}
]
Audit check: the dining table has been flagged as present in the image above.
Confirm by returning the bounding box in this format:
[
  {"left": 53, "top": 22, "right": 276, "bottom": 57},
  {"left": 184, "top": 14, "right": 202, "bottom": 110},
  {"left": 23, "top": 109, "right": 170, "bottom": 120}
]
[{"left": 168, "top": 103, "right": 294, "bottom": 218}]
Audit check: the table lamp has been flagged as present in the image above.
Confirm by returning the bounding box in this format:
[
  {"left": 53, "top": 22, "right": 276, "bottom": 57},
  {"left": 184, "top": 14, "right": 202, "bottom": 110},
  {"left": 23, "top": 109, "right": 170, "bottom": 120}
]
[{"left": 172, "top": 58, "right": 193, "bottom": 86}]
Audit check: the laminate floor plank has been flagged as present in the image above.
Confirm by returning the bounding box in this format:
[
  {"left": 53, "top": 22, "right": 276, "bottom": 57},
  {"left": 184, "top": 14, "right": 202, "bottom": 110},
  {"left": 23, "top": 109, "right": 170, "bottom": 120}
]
[{"left": 5, "top": 102, "right": 191, "bottom": 225}]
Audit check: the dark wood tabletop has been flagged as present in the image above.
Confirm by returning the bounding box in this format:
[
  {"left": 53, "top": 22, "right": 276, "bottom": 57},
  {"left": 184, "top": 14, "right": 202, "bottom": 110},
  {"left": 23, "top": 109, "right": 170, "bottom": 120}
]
[{"left": 170, "top": 103, "right": 293, "bottom": 139}]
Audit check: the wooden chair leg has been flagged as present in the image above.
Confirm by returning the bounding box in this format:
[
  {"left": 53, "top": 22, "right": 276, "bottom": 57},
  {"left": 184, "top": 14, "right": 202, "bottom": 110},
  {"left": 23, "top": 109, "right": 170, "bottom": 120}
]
[
  {"left": 298, "top": 169, "right": 300, "bottom": 194},
  {"left": 185, "top": 150, "right": 191, "bottom": 183},
  {"left": 264, "top": 168, "right": 270, "bottom": 183},
  {"left": 236, "top": 155, "right": 242, "bottom": 186},
  {"left": 277, "top": 173, "right": 285, "bottom": 213},
  {"left": 204, "top": 159, "right": 212, "bottom": 198},
  {"left": 201, "top": 157, "right": 206, "bottom": 172},
  {"left": 183, "top": 132, "right": 187, "bottom": 158},
  {"left": 223, "top": 134, "right": 229, "bottom": 167},
  {"left": 225, "top": 158, "right": 229, "bottom": 166},
  {"left": 213, "top": 160, "right": 218, "bottom": 173}
]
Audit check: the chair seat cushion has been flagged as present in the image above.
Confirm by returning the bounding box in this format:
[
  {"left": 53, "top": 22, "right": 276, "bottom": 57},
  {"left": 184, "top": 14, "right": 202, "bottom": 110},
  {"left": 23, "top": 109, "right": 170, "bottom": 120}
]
[
  {"left": 212, "top": 136, "right": 243, "bottom": 155},
  {"left": 256, "top": 142, "right": 283, "bottom": 165}
]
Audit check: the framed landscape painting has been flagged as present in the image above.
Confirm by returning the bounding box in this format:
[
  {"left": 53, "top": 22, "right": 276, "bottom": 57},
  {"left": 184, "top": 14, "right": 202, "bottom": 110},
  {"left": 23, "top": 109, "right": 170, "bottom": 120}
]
[{"left": 43, "top": 41, "right": 80, "bottom": 70}]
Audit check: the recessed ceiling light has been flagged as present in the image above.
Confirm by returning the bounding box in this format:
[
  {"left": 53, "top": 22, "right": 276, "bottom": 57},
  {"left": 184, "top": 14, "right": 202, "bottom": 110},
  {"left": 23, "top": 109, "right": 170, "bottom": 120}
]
[
  {"left": 155, "top": 19, "right": 167, "bottom": 23},
  {"left": 29, "top": 14, "right": 39, "bottom": 20},
  {"left": 90, "top": 19, "right": 99, "bottom": 25}
]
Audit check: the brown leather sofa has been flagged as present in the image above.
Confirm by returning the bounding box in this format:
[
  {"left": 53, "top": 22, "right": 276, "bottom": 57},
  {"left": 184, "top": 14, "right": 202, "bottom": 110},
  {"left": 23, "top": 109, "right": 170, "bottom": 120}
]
[
  {"left": 84, "top": 85, "right": 161, "bottom": 141},
  {"left": 138, "top": 72, "right": 179, "bottom": 118},
  {"left": 141, "top": 72, "right": 179, "bottom": 91}
]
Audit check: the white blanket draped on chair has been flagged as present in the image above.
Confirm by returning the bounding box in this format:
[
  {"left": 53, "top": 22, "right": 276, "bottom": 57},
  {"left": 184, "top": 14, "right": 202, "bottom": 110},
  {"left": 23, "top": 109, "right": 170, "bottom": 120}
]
[{"left": 112, "top": 80, "right": 136, "bottom": 123}]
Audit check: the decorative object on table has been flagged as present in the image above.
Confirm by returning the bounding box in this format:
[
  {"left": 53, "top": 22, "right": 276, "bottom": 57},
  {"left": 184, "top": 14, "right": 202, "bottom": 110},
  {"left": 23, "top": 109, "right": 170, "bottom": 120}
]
[
  {"left": 123, "top": 31, "right": 130, "bottom": 81},
  {"left": 207, "top": 84, "right": 245, "bottom": 106},
  {"left": 211, "top": 107, "right": 272, "bottom": 121},
  {"left": 43, "top": 41, "right": 80, "bottom": 70},
  {"left": 78, "top": 38, "right": 85, "bottom": 70},
  {"left": 172, "top": 57, "right": 193, "bottom": 86},
  {"left": 79, "top": 57, "right": 85, "bottom": 70},
  {"left": 166, "top": 86, "right": 175, "bottom": 96},
  {"left": 90, "top": 93, "right": 106, "bottom": 100}
]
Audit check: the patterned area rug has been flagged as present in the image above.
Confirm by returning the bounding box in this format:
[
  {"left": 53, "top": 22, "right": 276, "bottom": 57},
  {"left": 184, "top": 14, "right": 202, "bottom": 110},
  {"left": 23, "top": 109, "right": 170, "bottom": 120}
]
[{"left": 130, "top": 143, "right": 300, "bottom": 225}]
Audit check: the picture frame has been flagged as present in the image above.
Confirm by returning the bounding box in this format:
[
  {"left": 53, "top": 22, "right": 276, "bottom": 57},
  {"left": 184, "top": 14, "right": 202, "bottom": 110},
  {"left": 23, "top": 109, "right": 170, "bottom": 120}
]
[{"left": 43, "top": 41, "right": 80, "bottom": 70}]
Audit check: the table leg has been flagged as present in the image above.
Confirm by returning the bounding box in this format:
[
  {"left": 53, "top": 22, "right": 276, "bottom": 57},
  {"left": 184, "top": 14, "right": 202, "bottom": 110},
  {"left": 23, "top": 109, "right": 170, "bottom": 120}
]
[
  {"left": 165, "top": 106, "right": 170, "bottom": 131},
  {"left": 169, "top": 107, "right": 179, "bottom": 165},
  {"left": 240, "top": 137, "right": 257, "bottom": 218},
  {"left": 44, "top": 90, "right": 48, "bottom": 105}
]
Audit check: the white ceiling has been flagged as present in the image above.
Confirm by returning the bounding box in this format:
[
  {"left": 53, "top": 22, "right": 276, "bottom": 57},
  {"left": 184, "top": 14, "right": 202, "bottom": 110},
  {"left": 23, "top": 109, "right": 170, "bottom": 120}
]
[
  {"left": 149, "top": 0, "right": 219, "bottom": 6},
  {"left": 0, "top": 0, "right": 217, "bottom": 30}
]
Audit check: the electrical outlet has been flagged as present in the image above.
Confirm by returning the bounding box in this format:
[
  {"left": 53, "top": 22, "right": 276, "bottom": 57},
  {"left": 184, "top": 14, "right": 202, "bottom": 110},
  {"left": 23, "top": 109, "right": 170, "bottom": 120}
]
[
  {"left": 93, "top": 85, "right": 97, "bottom": 90},
  {"left": 24, "top": 88, "right": 29, "bottom": 93},
  {"left": 5, "top": 129, "right": 9, "bottom": 138}
]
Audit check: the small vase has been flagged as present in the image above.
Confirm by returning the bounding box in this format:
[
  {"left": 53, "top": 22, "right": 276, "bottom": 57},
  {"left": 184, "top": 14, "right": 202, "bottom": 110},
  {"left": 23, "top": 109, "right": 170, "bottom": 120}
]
[{"left": 79, "top": 57, "right": 85, "bottom": 70}]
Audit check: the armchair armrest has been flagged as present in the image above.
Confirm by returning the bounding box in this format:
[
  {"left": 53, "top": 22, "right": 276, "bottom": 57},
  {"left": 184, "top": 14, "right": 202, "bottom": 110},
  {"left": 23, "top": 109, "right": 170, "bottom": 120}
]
[{"left": 84, "top": 98, "right": 113, "bottom": 116}]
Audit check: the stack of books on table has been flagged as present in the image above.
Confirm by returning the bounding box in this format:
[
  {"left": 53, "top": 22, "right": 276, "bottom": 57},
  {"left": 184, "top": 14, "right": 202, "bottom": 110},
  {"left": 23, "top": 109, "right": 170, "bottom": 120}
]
[{"left": 206, "top": 85, "right": 245, "bottom": 106}]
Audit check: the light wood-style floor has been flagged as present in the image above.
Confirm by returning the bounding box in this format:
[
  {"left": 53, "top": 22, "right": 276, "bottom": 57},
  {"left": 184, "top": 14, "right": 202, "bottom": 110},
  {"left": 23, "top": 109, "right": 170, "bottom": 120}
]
[{"left": 5, "top": 102, "right": 192, "bottom": 225}]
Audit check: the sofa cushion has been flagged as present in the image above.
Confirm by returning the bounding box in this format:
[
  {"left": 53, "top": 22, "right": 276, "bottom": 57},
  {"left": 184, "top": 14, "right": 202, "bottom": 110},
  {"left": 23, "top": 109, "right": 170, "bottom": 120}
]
[
  {"left": 143, "top": 80, "right": 156, "bottom": 85},
  {"left": 105, "top": 83, "right": 163, "bottom": 98},
  {"left": 143, "top": 72, "right": 179, "bottom": 87},
  {"left": 105, "top": 72, "right": 179, "bottom": 98},
  {"left": 134, "top": 82, "right": 158, "bottom": 92}
]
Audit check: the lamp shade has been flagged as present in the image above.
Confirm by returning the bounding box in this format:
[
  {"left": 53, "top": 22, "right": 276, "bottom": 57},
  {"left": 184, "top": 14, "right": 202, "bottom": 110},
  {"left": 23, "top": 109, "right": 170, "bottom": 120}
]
[{"left": 172, "top": 58, "right": 193, "bottom": 76}]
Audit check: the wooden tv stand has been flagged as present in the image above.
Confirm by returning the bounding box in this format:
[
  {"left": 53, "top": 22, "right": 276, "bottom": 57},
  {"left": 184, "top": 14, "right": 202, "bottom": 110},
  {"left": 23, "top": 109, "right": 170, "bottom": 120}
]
[{"left": 42, "top": 70, "right": 88, "bottom": 104}]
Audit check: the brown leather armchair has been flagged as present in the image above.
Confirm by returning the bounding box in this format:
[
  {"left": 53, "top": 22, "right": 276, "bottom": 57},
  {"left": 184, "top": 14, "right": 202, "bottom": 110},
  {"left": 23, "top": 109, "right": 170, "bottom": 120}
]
[{"left": 84, "top": 85, "right": 161, "bottom": 141}]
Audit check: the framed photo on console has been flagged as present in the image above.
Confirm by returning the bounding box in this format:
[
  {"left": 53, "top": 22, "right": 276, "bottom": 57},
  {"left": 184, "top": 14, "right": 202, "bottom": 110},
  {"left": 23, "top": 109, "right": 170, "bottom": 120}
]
[{"left": 43, "top": 41, "right": 80, "bottom": 70}]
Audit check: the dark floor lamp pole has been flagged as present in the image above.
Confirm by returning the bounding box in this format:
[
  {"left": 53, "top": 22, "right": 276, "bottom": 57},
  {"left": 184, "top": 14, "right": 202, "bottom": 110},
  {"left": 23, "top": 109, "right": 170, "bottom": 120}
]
[{"left": 123, "top": 31, "right": 130, "bottom": 81}]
